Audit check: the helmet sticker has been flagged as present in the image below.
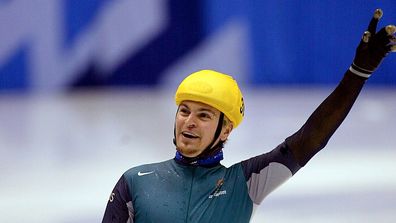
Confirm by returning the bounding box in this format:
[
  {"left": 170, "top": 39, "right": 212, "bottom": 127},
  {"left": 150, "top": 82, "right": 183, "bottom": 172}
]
[{"left": 240, "top": 97, "right": 245, "bottom": 116}]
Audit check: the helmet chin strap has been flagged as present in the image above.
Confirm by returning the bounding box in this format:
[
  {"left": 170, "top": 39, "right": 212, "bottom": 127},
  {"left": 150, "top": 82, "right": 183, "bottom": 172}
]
[{"left": 173, "top": 113, "right": 225, "bottom": 166}]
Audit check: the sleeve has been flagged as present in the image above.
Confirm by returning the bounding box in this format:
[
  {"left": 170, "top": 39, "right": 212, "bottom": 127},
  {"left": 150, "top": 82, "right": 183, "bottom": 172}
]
[
  {"left": 102, "top": 175, "right": 134, "bottom": 223},
  {"left": 241, "top": 142, "right": 301, "bottom": 205},
  {"left": 285, "top": 71, "right": 366, "bottom": 166}
]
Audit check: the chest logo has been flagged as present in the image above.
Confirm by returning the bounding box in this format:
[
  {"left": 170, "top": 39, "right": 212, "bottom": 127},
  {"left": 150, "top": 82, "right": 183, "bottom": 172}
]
[
  {"left": 209, "top": 178, "right": 226, "bottom": 199},
  {"left": 138, "top": 171, "right": 154, "bottom": 176}
]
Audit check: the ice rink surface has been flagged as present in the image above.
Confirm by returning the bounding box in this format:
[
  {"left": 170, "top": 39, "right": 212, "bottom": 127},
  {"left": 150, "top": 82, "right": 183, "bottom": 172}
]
[{"left": 1, "top": 87, "right": 395, "bottom": 223}]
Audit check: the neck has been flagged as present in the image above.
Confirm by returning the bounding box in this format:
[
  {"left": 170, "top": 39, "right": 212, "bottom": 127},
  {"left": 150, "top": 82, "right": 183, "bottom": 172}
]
[{"left": 174, "top": 149, "right": 223, "bottom": 167}]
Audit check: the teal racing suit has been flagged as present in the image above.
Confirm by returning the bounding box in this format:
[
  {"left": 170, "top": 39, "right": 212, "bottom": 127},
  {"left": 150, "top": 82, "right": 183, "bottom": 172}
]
[{"left": 104, "top": 143, "right": 299, "bottom": 223}]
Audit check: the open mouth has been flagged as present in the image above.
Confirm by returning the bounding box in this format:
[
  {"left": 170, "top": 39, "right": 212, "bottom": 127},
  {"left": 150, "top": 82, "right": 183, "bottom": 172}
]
[{"left": 182, "top": 132, "right": 199, "bottom": 139}]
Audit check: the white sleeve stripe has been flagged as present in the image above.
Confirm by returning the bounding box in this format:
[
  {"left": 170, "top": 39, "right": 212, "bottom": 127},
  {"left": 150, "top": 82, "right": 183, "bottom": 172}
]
[{"left": 349, "top": 66, "right": 371, "bottom": 78}]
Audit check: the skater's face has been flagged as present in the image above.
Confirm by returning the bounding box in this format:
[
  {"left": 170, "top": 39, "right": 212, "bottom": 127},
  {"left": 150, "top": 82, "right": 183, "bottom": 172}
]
[{"left": 175, "top": 101, "right": 232, "bottom": 157}]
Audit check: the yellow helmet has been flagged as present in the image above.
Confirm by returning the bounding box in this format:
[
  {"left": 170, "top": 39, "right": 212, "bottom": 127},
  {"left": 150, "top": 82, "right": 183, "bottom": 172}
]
[{"left": 175, "top": 70, "right": 244, "bottom": 128}]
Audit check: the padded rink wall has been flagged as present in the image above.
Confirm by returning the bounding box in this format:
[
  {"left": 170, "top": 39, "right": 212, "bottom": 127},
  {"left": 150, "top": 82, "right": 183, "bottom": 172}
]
[{"left": 1, "top": 1, "right": 396, "bottom": 92}]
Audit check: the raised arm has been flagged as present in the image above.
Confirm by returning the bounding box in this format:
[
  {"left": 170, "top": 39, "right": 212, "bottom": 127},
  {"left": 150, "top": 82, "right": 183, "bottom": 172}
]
[{"left": 286, "top": 9, "right": 395, "bottom": 166}]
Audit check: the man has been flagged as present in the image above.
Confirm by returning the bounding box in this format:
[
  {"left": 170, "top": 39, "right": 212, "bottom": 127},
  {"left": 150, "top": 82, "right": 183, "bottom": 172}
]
[{"left": 102, "top": 9, "right": 395, "bottom": 223}]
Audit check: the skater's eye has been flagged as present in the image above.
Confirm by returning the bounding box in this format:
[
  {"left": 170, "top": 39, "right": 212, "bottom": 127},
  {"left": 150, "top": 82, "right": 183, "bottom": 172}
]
[
  {"left": 198, "top": 112, "right": 213, "bottom": 120},
  {"left": 178, "top": 106, "right": 190, "bottom": 116}
]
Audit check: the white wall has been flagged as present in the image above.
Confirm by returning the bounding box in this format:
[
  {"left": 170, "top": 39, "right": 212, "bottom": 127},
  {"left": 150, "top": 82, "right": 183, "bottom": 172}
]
[{"left": 0, "top": 87, "right": 395, "bottom": 223}]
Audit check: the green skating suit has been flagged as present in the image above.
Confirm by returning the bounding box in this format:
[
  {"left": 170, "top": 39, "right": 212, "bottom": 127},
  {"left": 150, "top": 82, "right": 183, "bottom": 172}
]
[{"left": 103, "top": 142, "right": 300, "bottom": 223}]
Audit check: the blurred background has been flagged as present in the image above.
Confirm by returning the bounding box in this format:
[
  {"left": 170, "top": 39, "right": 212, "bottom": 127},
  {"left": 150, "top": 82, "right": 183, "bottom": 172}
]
[{"left": 1, "top": 1, "right": 395, "bottom": 222}]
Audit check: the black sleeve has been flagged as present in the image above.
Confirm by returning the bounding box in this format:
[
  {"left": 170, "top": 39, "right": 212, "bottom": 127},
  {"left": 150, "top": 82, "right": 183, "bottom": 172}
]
[
  {"left": 102, "top": 175, "right": 133, "bottom": 223},
  {"left": 286, "top": 71, "right": 366, "bottom": 166}
]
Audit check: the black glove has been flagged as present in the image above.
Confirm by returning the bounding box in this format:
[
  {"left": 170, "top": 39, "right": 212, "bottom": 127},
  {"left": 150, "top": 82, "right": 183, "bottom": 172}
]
[{"left": 350, "top": 9, "right": 396, "bottom": 78}]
